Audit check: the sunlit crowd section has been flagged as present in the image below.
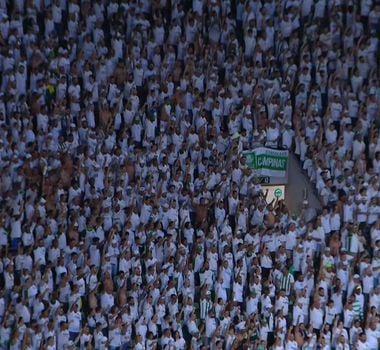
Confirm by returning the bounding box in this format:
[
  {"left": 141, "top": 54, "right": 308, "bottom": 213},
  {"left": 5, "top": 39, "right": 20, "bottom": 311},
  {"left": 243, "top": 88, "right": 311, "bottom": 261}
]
[{"left": 0, "top": 0, "right": 379, "bottom": 349}]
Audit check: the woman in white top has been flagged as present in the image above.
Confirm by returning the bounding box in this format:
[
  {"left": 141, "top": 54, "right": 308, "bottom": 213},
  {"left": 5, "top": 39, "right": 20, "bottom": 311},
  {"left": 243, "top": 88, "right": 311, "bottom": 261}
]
[
  {"left": 46, "top": 336, "right": 57, "bottom": 350},
  {"left": 173, "top": 330, "right": 186, "bottom": 349},
  {"left": 332, "top": 320, "right": 348, "bottom": 346},
  {"left": 273, "top": 336, "right": 285, "bottom": 350},
  {"left": 9, "top": 330, "right": 21, "bottom": 350},
  {"left": 186, "top": 312, "right": 199, "bottom": 337},
  {"left": 225, "top": 326, "right": 236, "bottom": 350},
  {"left": 321, "top": 324, "right": 332, "bottom": 347}
]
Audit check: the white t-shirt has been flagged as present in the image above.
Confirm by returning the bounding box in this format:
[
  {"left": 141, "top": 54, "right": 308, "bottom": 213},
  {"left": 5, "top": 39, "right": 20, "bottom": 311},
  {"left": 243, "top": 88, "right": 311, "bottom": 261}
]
[
  {"left": 100, "top": 292, "right": 114, "bottom": 312},
  {"left": 68, "top": 311, "right": 81, "bottom": 333},
  {"left": 310, "top": 307, "right": 324, "bottom": 329},
  {"left": 109, "top": 327, "right": 122, "bottom": 347},
  {"left": 365, "top": 327, "right": 380, "bottom": 350}
]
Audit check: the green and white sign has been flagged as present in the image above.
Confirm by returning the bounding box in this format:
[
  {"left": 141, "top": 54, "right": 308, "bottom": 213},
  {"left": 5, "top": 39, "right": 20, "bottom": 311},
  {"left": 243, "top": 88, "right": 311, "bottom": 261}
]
[
  {"left": 263, "top": 185, "right": 286, "bottom": 202},
  {"left": 274, "top": 188, "right": 283, "bottom": 198},
  {"left": 244, "top": 148, "right": 289, "bottom": 177}
]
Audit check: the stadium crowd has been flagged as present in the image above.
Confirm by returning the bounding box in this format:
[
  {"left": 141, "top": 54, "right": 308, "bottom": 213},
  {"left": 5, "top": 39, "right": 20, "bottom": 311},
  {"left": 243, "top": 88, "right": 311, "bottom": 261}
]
[{"left": 0, "top": 0, "right": 380, "bottom": 349}]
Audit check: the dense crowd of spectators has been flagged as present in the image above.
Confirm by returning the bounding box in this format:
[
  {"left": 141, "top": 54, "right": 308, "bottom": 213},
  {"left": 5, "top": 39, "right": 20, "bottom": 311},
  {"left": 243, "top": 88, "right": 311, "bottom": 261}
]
[{"left": 0, "top": 0, "right": 380, "bottom": 349}]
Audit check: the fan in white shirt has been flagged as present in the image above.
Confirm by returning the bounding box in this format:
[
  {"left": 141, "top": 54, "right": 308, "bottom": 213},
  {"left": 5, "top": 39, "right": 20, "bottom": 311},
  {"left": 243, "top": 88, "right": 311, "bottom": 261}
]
[
  {"left": 356, "top": 332, "right": 370, "bottom": 350},
  {"left": 365, "top": 320, "right": 380, "bottom": 350},
  {"left": 310, "top": 301, "right": 324, "bottom": 331}
]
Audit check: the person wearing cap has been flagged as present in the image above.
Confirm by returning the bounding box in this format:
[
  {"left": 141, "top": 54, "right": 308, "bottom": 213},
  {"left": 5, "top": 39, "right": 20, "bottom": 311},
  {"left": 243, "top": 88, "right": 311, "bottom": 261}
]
[
  {"left": 352, "top": 278, "right": 364, "bottom": 310},
  {"left": 281, "top": 120, "right": 295, "bottom": 150},
  {"left": 199, "top": 290, "right": 213, "bottom": 321},
  {"left": 321, "top": 247, "right": 334, "bottom": 267}
]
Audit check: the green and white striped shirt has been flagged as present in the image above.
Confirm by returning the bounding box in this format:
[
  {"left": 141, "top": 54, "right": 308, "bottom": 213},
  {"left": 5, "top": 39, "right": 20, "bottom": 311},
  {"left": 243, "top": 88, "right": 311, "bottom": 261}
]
[{"left": 199, "top": 298, "right": 212, "bottom": 320}]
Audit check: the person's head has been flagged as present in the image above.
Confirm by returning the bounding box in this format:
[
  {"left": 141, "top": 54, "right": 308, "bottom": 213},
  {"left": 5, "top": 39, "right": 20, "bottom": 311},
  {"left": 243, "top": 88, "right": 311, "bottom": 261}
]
[
  {"left": 338, "top": 334, "right": 346, "bottom": 344},
  {"left": 358, "top": 332, "right": 366, "bottom": 343},
  {"left": 353, "top": 274, "right": 360, "bottom": 283}
]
